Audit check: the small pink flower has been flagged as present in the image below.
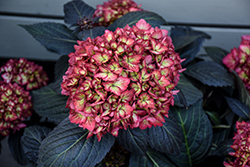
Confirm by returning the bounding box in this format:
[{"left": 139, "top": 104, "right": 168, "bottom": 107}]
[
  {"left": 61, "top": 19, "right": 184, "bottom": 141},
  {"left": 224, "top": 121, "right": 250, "bottom": 167},
  {"left": 0, "top": 81, "right": 32, "bottom": 136},
  {"left": 93, "top": 0, "right": 144, "bottom": 27},
  {"left": 0, "top": 58, "right": 48, "bottom": 90},
  {"left": 223, "top": 35, "right": 250, "bottom": 93}
]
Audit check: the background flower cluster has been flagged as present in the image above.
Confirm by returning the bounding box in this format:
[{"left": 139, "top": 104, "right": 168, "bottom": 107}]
[{"left": 0, "top": 58, "right": 48, "bottom": 136}]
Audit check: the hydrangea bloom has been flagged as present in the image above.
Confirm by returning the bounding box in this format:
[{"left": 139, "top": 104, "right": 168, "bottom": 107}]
[
  {"left": 93, "top": 0, "right": 144, "bottom": 27},
  {"left": 61, "top": 19, "right": 184, "bottom": 141},
  {"left": 1, "top": 58, "right": 48, "bottom": 90},
  {"left": 223, "top": 35, "right": 250, "bottom": 93},
  {"left": 224, "top": 121, "right": 250, "bottom": 167},
  {"left": 0, "top": 81, "right": 32, "bottom": 136}
]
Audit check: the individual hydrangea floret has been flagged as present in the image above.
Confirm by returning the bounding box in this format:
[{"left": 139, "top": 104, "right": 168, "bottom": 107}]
[
  {"left": 1, "top": 58, "right": 48, "bottom": 90},
  {"left": 224, "top": 121, "right": 250, "bottom": 167},
  {"left": 61, "top": 19, "right": 184, "bottom": 141},
  {"left": 93, "top": 0, "right": 144, "bottom": 27},
  {"left": 223, "top": 35, "right": 250, "bottom": 93},
  {"left": 0, "top": 81, "right": 32, "bottom": 136}
]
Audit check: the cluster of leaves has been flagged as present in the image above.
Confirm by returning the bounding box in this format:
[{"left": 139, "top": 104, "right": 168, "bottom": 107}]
[{"left": 1, "top": 0, "right": 250, "bottom": 167}]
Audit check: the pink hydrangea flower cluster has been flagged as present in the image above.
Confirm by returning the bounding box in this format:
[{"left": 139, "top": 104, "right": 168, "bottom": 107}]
[
  {"left": 93, "top": 0, "right": 144, "bottom": 27},
  {"left": 224, "top": 121, "right": 250, "bottom": 167},
  {"left": 0, "top": 81, "right": 32, "bottom": 136},
  {"left": 1, "top": 58, "right": 48, "bottom": 90},
  {"left": 61, "top": 19, "right": 184, "bottom": 141},
  {"left": 223, "top": 35, "right": 250, "bottom": 93}
]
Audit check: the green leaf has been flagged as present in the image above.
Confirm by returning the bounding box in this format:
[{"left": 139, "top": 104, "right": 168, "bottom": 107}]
[
  {"left": 64, "top": 0, "right": 95, "bottom": 25},
  {"left": 53, "top": 55, "right": 69, "bottom": 94},
  {"left": 171, "top": 26, "right": 211, "bottom": 66},
  {"left": 212, "top": 129, "right": 230, "bottom": 146},
  {"left": 116, "top": 128, "right": 148, "bottom": 155},
  {"left": 129, "top": 150, "right": 177, "bottom": 167},
  {"left": 108, "top": 11, "right": 167, "bottom": 31},
  {"left": 146, "top": 150, "right": 177, "bottom": 167},
  {"left": 78, "top": 26, "right": 106, "bottom": 40},
  {"left": 206, "top": 111, "right": 220, "bottom": 125},
  {"left": 225, "top": 96, "right": 250, "bottom": 119},
  {"left": 173, "top": 89, "right": 188, "bottom": 107},
  {"left": 19, "top": 23, "right": 78, "bottom": 55},
  {"left": 204, "top": 46, "right": 229, "bottom": 66},
  {"left": 129, "top": 153, "right": 154, "bottom": 167},
  {"left": 209, "top": 129, "right": 233, "bottom": 156},
  {"left": 21, "top": 126, "right": 51, "bottom": 164},
  {"left": 54, "top": 55, "right": 69, "bottom": 81},
  {"left": 147, "top": 114, "right": 182, "bottom": 156},
  {"left": 38, "top": 118, "right": 115, "bottom": 167},
  {"left": 168, "top": 100, "right": 213, "bottom": 167},
  {"left": 32, "top": 83, "right": 69, "bottom": 124},
  {"left": 211, "top": 139, "right": 234, "bottom": 156},
  {"left": 175, "top": 74, "right": 203, "bottom": 107},
  {"left": 184, "top": 61, "right": 234, "bottom": 87},
  {"left": 231, "top": 70, "right": 250, "bottom": 109},
  {"left": 8, "top": 130, "right": 28, "bottom": 165}
]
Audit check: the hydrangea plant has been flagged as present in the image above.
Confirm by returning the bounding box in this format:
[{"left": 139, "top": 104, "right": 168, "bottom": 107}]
[{"left": 1, "top": 0, "right": 250, "bottom": 167}]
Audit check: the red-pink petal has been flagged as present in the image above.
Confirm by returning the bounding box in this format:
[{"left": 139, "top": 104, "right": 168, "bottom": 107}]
[{"left": 136, "top": 19, "right": 151, "bottom": 30}]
